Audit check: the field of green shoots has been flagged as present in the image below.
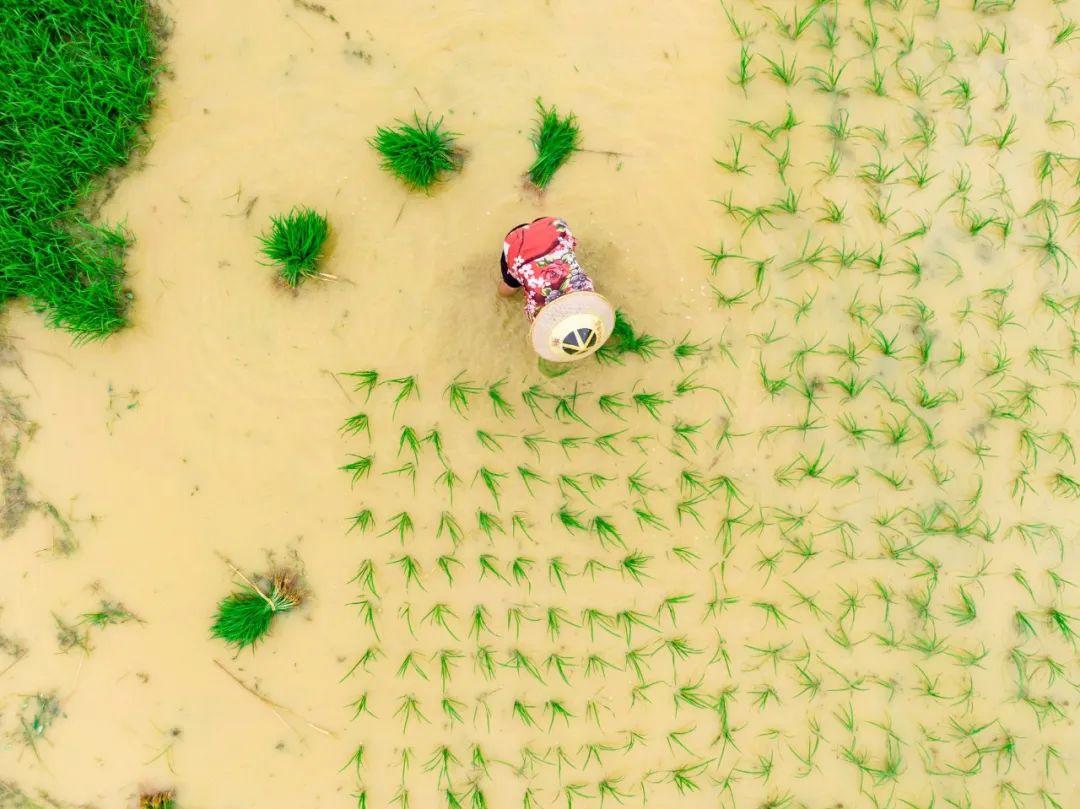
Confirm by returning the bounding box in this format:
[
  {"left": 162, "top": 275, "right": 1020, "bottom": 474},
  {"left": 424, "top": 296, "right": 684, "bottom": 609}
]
[{"left": 336, "top": 2, "right": 1080, "bottom": 808}]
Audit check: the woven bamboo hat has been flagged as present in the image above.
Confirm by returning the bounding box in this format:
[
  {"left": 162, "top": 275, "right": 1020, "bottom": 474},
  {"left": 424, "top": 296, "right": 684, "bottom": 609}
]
[{"left": 530, "top": 291, "right": 615, "bottom": 362}]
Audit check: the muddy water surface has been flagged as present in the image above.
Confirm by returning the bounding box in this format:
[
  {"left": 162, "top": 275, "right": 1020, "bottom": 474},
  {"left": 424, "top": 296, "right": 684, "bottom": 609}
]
[{"left": 2, "top": 1, "right": 1079, "bottom": 808}]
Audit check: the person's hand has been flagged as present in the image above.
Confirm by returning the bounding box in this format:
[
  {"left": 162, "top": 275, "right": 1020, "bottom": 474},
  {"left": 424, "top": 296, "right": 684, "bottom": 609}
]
[{"left": 497, "top": 280, "right": 519, "bottom": 298}]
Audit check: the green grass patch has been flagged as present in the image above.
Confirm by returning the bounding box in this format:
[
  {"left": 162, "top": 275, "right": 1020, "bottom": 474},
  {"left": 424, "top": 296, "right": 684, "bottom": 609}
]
[
  {"left": 527, "top": 99, "right": 581, "bottom": 189},
  {"left": 258, "top": 207, "right": 330, "bottom": 288},
  {"left": 370, "top": 114, "right": 459, "bottom": 191},
  {"left": 0, "top": 0, "right": 163, "bottom": 340}
]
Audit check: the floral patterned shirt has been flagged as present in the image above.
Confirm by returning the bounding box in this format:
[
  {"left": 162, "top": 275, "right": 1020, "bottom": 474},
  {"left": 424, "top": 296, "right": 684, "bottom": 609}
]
[{"left": 502, "top": 217, "right": 594, "bottom": 320}]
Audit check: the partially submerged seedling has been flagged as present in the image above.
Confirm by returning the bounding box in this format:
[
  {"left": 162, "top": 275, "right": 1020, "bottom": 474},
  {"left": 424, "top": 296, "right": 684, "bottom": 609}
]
[
  {"left": 370, "top": 114, "right": 460, "bottom": 191},
  {"left": 258, "top": 207, "right": 330, "bottom": 288},
  {"left": 140, "top": 791, "right": 176, "bottom": 809},
  {"left": 210, "top": 569, "right": 303, "bottom": 650},
  {"left": 527, "top": 100, "right": 581, "bottom": 189}
]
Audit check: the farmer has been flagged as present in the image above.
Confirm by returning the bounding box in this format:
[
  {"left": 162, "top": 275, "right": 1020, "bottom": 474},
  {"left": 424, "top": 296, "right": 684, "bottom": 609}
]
[{"left": 498, "top": 216, "right": 615, "bottom": 362}]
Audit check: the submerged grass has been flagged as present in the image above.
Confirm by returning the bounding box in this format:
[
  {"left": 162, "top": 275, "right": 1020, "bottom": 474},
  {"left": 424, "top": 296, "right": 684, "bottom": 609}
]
[
  {"left": 210, "top": 570, "right": 302, "bottom": 650},
  {"left": 258, "top": 208, "right": 329, "bottom": 288},
  {"left": 527, "top": 100, "right": 581, "bottom": 189},
  {"left": 0, "top": 0, "right": 163, "bottom": 340},
  {"left": 370, "top": 114, "right": 459, "bottom": 191}
]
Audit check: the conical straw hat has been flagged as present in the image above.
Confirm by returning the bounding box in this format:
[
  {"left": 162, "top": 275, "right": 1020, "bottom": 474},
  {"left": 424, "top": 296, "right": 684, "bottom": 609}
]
[{"left": 530, "top": 291, "right": 616, "bottom": 362}]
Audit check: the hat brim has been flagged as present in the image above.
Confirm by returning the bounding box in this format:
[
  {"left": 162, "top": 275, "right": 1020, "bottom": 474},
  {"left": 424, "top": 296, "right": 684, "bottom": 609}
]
[{"left": 530, "top": 292, "right": 616, "bottom": 362}]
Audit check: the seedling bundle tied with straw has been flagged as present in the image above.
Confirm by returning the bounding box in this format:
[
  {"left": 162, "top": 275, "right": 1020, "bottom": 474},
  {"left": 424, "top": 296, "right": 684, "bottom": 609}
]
[{"left": 210, "top": 567, "right": 304, "bottom": 650}]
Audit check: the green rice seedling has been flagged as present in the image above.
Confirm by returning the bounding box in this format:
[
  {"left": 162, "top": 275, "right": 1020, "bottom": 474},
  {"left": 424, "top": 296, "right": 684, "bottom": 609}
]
[
  {"left": 435, "top": 466, "right": 459, "bottom": 501},
  {"left": 139, "top": 792, "right": 176, "bottom": 809},
  {"left": 721, "top": 0, "right": 757, "bottom": 41},
  {"left": 394, "top": 694, "right": 428, "bottom": 730},
  {"left": 517, "top": 464, "right": 548, "bottom": 495},
  {"left": 210, "top": 569, "right": 303, "bottom": 650},
  {"left": 527, "top": 100, "right": 581, "bottom": 189},
  {"left": 370, "top": 114, "right": 459, "bottom": 190},
  {"left": 341, "top": 454, "right": 374, "bottom": 484},
  {"left": 555, "top": 505, "right": 585, "bottom": 533},
  {"left": 341, "top": 412, "right": 371, "bottom": 438},
  {"left": 1053, "top": 17, "right": 1079, "bottom": 46},
  {"left": 597, "top": 392, "right": 628, "bottom": 418},
  {"left": 592, "top": 515, "right": 624, "bottom": 548},
  {"left": 521, "top": 432, "right": 553, "bottom": 460},
  {"left": 0, "top": 0, "right": 162, "bottom": 339},
  {"left": 1050, "top": 472, "right": 1079, "bottom": 498},
  {"left": 445, "top": 373, "right": 479, "bottom": 415},
  {"left": 553, "top": 393, "right": 589, "bottom": 427},
  {"left": 381, "top": 511, "right": 414, "bottom": 542},
  {"left": 732, "top": 45, "right": 756, "bottom": 91},
  {"left": 386, "top": 375, "right": 420, "bottom": 413},
  {"left": 258, "top": 208, "right": 330, "bottom": 288},
  {"left": 397, "top": 426, "right": 421, "bottom": 460},
  {"left": 716, "top": 135, "right": 752, "bottom": 175},
  {"left": 768, "top": 2, "right": 820, "bottom": 40},
  {"left": 632, "top": 390, "right": 669, "bottom": 420},
  {"left": 519, "top": 383, "right": 550, "bottom": 420},
  {"left": 605, "top": 310, "right": 662, "bottom": 360},
  {"left": 476, "top": 509, "right": 504, "bottom": 541},
  {"left": 762, "top": 50, "right": 800, "bottom": 86},
  {"left": 343, "top": 370, "right": 379, "bottom": 400},
  {"left": 486, "top": 379, "right": 514, "bottom": 418},
  {"left": 347, "top": 508, "right": 375, "bottom": 534},
  {"left": 474, "top": 429, "right": 502, "bottom": 452},
  {"left": 475, "top": 467, "right": 506, "bottom": 507},
  {"left": 808, "top": 57, "right": 849, "bottom": 94}
]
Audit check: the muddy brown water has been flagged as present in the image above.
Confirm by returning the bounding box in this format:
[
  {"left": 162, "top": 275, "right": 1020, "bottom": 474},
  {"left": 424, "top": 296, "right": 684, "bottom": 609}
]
[{"left": 2, "top": 1, "right": 1079, "bottom": 807}]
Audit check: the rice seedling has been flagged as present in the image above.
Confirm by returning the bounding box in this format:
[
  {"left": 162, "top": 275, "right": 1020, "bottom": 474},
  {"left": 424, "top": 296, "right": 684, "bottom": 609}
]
[
  {"left": 445, "top": 373, "right": 479, "bottom": 415},
  {"left": 257, "top": 208, "right": 330, "bottom": 288},
  {"left": 632, "top": 390, "right": 669, "bottom": 420},
  {"left": 762, "top": 50, "right": 800, "bottom": 86},
  {"left": 370, "top": 114, "right": 459, "bottom": 191},
  {"left": 527, "top": 100, "right": 581, "bottom": 189},
  {"left": 210, "top": 569, "right": 303, "bottom": 650}
]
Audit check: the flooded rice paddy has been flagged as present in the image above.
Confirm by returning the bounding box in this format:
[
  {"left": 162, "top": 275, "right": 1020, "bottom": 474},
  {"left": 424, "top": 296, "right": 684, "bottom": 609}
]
[{"left": 1, "top": 1, "right": 1079, "bottom": 807}]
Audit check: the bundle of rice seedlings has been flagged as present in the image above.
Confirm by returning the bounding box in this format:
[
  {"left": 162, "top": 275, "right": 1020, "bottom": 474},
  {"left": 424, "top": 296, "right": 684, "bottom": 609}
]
[
  {"left": 210, "top": 569, "right": 303, "bottom": 649},
  {"left": 369, "top": 114, "right": 459, "bottom": 191},
  {"left": 257, "top": 207, "right": 330, "bottom": 288},
  {"left": 527, "top": 99, "right": 581, "bottom": 189}
]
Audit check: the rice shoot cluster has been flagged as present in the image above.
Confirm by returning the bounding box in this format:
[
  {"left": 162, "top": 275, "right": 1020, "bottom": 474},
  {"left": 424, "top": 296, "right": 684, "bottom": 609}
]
[
  {"left": 369, "top": 114, "right": 459, "bottom": 191},
  {"left": 257, "top": 207, "right": 330, "bottom": 288},
  {"left": 527, "top": 99, "right": 581, "bottom": 189}
]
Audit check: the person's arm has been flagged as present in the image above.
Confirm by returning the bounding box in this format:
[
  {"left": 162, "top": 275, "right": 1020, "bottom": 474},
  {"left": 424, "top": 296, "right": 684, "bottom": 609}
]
[{"left": 498, "top": 249, "right": 521, "bottom": 297}]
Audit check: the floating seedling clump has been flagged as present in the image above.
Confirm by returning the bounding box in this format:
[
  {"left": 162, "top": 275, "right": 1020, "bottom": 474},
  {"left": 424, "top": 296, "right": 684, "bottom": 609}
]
[
  {"left": 370, "top": 114, "right": 460, "bottom": 191},
  {"left": 527, "top": 99, "right": 581, "bottom": 189},
  {"left": 210, "top": 569, "right": 303, "bottom": 650},
  {"left": 0, "top": 0, "right": 162, "bottom": 339},
  {"left": 257, "top": 207, "right": 330, "bottom": 288}
]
